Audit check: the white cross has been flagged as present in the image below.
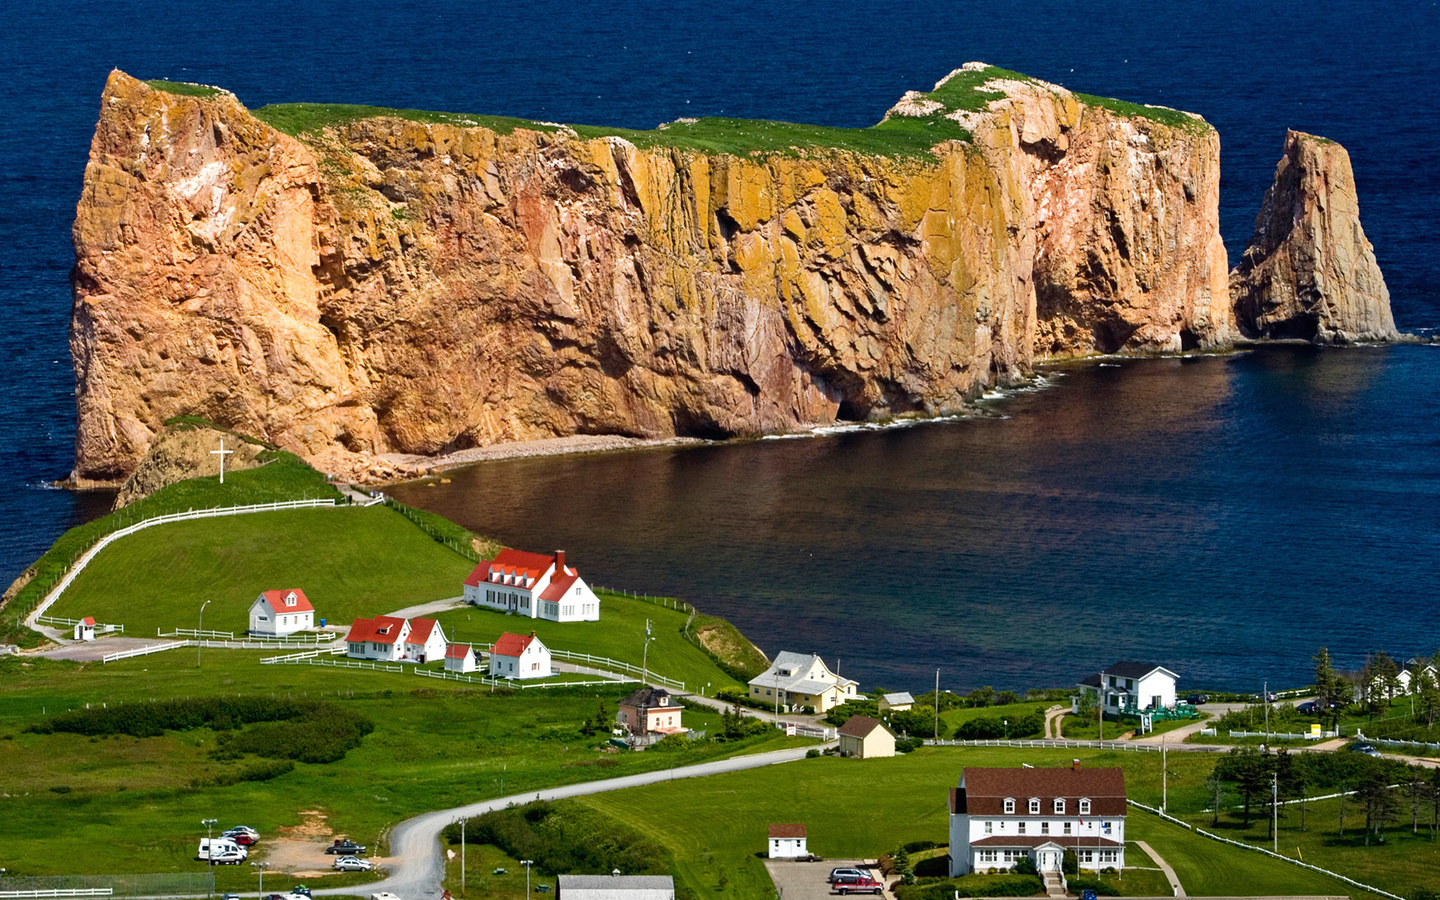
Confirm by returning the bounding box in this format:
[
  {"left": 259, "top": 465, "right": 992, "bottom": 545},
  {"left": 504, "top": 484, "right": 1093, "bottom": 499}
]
[{"left": 211, "top": 438, "right": 234, "bottom": 484}]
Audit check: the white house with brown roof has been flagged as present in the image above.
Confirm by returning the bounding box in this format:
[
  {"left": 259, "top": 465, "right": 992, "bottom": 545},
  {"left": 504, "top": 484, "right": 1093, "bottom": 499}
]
[
  {"left": 837, "top": 715, "right": 895, "bottom": 758},
  {"left": 463, "top": 549, "right": 600, "bottom": 622},
  {"left": 344, "top": 615, "right": 446, "bottom": 663},
  {"left": 489, "top": 631, "right": 552, "bottom": 679},
  {"left": 748, "top": 652, "right": 858, "bottom": 712},
  {"left": 444, "top": 643, "right": 477, "bottom": 674},
  {"left": 1075, "top": 661, "right": 1178, "bottom": 716},
  {"left": 248, "top": 589, "right": 315, "bottom": 636},
  {"left": 767, "top": 823, "right": 808, "bottom": 858},
  {"left": 948, "top": 764, "right": 1127, "bottom": 877}
]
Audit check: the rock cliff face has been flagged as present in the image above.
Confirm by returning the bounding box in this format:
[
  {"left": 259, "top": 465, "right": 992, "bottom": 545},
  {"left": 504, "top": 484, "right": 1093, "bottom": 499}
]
[
  {"left": 111, "top": 422, "right": 267, "bottom": 508},
  {"left": 1230, "top": 130, "right": 1397, "bottom": 343},
  {"left": 70, "top": 67, "right": 1234, "bottom": 483}
]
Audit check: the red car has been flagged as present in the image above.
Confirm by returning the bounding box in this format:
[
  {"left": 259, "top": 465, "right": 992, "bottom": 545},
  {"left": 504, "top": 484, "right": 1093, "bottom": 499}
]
[{"left": 834, "top": 879, "right": 883, "bottom": 895}]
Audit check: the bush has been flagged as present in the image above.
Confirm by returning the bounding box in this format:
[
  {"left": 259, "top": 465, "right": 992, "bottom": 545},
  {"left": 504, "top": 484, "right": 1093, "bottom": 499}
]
[
  {"left": 895, "top": 737, "right": 924, "bottom": 753},
  {"left": 442, "top": 801, "right": 667, "bottom": 876},
  {"left": 893, "top": 874, "right": 1043, "bottom": 900},
  {"left": 824, "top": 697, "right": 879, "bottom": 727},
  {"left": 952, "top": 712, "right": 1044, "bottom": 740},
  {"left": 1066, "top": 876, "right": 1119, "bottom": 896},
  {"left": 32, "top": 696, "right": 337, "bottom": 738},
  {"left": 214, "top": 705, "right": 374, "bottom": 764}
]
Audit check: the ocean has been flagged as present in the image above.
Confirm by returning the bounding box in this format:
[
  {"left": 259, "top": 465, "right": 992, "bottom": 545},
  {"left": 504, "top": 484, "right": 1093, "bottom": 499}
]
[{"left": 3, "top": 0, "right": 1436, "bottom": 689}]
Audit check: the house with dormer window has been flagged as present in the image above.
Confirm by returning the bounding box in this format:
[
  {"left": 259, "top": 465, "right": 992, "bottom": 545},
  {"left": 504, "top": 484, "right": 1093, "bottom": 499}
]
[
  {"left": 463, "top": 549, "right": 601, "bottom": 622},
  {"left": 344, "top": 615, "right": 447, "bottom": 663},
  {"left": 248, "top": 589, "right": 315, "bottom": 636},
  {"left": 948, "top": 763, "right": 1126, "bottom": 880},
  {"left": 1075, "top": 661, "right": 1178, "bottom": 716},
  {"left": 618, "top": 687, "right": 686, "bottom": 735},
  {"left": 748, "top": 651, "right": 858, "bottom": 712}
]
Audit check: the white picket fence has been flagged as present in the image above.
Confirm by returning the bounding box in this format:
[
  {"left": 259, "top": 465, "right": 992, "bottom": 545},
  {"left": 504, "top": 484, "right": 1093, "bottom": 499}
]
[
  {"left": 27, "top": 498, "right": 339, "bottom": 627},
  {"left": 1127, "top": 799, "right": 1402, "bottom": 900},
  {"left": 162, "top": 628, "right": 337, "bottom": 644},
  {"left": 0, "top": 890, "right": 113, "bottom": 898},
  {"left": 37, "top": 615, "right": 124, "bottom": 635},
  {"left": 1355, "top": 729, "right": 1440, "bottom": 753},
  {"left": 260, "top": 647, "right": 348, "bottom": 664},
  {"left": 412, "top": 667, "right": 629, "bottom": 690},
  {"left": 101, "top": 642, "right": 188, "bottom": 664},
  {"left": 548, "top": 648, "right": 685, "bottom": 691},
  {"left": 1228, "top": 729, "right": 1339, "bottom": 740},
  {"left": 928, "top": 738, "right": 1160, "bottom": 753}
]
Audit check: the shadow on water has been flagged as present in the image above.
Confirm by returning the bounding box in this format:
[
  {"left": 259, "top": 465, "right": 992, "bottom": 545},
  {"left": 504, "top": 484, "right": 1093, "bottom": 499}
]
[{"left": 391, "top": 345, "right": 1440, "bottom": 692}]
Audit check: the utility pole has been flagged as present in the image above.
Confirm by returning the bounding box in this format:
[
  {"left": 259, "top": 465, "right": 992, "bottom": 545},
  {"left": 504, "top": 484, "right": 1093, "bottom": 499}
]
[
  {"left": 1162, "top": 734, "right": 1168, "bottom": 813},
  {"left": 456, "top": 816, "right": 467, "bottom": 897},
  {"left": 198, "top": 600, "right": 212, "bottom": 668},
  {"left": 1264, "top": 681, "right": 1270, "bottom": 735},
  {"left": 641, "top": 619, "right": 652, "bottom": 684},
  {"left": 201, "top": 818, "right": 218, "bottom": 898},
  {"left": 521, "top": 859, "right": 534, "bottom": 897},
  {"left": 1272, "top": 771, "right": 1279, "bottom": 853},
  {"left": 250, "top": 862, "right": 268, "bottom": 900},
  {"left": 934, "top": 669, "right": 940, "bottom": 741}
]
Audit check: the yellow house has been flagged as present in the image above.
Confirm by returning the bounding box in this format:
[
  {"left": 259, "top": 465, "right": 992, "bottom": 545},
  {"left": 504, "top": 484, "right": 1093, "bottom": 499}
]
[
  {"left": 878, "top": 691, "right": 914, "bottom": 712},
  {"left": 837, "top": 715, "right": 896, "bottom": 758},
  {"left": 748, "top": 651, "right": 858, "bottom": 712}
]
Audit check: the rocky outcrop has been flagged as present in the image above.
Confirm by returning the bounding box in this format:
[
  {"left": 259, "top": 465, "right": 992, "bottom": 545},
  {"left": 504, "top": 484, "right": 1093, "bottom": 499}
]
[
  {"left": 1230, "top": 130, "right": 1397, "bottom": 344},
  {"left": 112, "top": 422, "right": 268, "bottom": 507},
  {"left": 70, "top": 67, "right": 1234, "bottom": 483}
]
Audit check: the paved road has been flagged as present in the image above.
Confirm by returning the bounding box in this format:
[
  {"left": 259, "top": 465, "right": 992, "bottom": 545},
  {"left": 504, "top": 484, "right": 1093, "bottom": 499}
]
[{"left": 323, "top": 744, "right": 825, "bottom": 900}]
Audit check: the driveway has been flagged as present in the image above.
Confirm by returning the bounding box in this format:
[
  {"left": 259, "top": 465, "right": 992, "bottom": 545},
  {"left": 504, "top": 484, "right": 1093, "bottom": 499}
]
[{"left": 764, "top": 859, "right": 878, "bottom": 900}]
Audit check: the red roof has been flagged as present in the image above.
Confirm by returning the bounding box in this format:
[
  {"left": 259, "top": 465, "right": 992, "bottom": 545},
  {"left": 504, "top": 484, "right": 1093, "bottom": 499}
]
[
  {"left": 446, "top": 643, "right": 474, "bottom": 660},
  {"left": 465, "top": 549, "right": 579, "bottom": 591},
  {"left": 539, "top": 570, "right": 580, "bottom": 602},
  {"left": 768, "top": 824, "right": 807, "bottom": 839},
  {"left": 491, "top": 631, "right": 540, "bottom": 659},
  {"left": 80, "top": 616, "right": 95, "bottom": 626},
  {"left": 345, "top": 615, "right": 406, "bottom": 645},
  {"left": 956, "top": 767, "right": 1127, "bottom": 817},
  {"left": 261, "top": 589, "right": 314, "bottom": 613},
  {"left": 407, "top": 618, "right": 441, "bottom": 646}
]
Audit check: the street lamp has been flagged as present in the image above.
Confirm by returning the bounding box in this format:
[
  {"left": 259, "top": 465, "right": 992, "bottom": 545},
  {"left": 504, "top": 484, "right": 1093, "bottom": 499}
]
[
  {"left": 454, "top": 816, "right": 468, "bottom": 897},
  {"left": 198, "top": 600, "right": 212, "bottom": 668},
  {"left": 251, "top": 861, "right": 269, "bottom": 900},
  {"left": 520, "top": 860, "right": 534, "bottom": 896},
  {"left": 1003, "top": 718, "right": 1008, "bottom": 740},
  {"left": 201, "top": 818, "right": 218, "bottom": 899}
]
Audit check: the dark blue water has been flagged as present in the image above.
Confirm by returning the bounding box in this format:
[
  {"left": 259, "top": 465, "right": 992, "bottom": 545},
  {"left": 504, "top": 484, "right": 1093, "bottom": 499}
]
[{"left": 3, "top": 2, "right": 1437, "bottom": 687}]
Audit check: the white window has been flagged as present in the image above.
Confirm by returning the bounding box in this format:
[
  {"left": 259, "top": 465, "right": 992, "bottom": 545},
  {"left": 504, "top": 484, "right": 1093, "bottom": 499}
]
[
  {"left": 1079, "top": 798, "right": 1091, "bottom": 815},
  {"left": 1040, "top": 822, "right": 1049, "bottom": 835},
  {"left": 983, "top": 821, "right": 993, "bottom": 834},
  {"left": 1063, "top": 822, "right": 1072, "bottom": 835},
  {"left": 1100, "top": 850, "right": 1117, "bottom": 864},
  {"left": 1003, "top": 798, "right": 1015, "bottom": 814},
  {"left": 1102, "top": 821, "right": 1112, "bottom": 835},
  {"left": 1054, "top": 799, "right": 1065, "bottom": 814},
  {"left": 978, "top": 850, "right": 996, "bottom": 863},
  {"left": 1017, "top": 822, "right": 1026, "bottom": 835},
  {"left": 1028, "top": 798, "right": 1040, "bottom": 814},
  {"left": 1079, "top": 851, "right": 1094, "bottom": 863}
]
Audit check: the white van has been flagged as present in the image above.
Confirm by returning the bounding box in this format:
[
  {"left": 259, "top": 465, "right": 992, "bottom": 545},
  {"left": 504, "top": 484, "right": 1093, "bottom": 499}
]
[{"left": 197, "top": 838, "right": 248, "bottom": 864}]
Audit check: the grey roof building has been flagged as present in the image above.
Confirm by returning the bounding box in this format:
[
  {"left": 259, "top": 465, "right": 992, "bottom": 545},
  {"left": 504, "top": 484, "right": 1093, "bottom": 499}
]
[{"left": 557, "top": 875, "right": 675, "bottom": 900}]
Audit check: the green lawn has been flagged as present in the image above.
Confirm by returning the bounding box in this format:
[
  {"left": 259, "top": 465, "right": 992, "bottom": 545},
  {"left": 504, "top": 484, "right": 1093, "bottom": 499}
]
[
  {"left": 48, "top": 505, "right": 473, "bottom": 636},
  {"left": 434, "top": 590, "right": 742, "bottom": 695},
  {"left": 0, "top": 652, "right": 800, "bottom": 884},
  {"left": 1061, "top": 712, "right": 1200, "bottom": 740}
]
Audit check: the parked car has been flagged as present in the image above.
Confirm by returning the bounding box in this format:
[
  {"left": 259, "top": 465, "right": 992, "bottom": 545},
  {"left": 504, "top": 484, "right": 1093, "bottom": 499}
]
[
  {"left": 222, "top": 894, "right": 241, "bottom": 899},
  {"left": 229, "top": 832, "right": 258, "bottom": 847},
  {"left": 834, "top": 879, "right": 883, "bottom": 895},
  {"left": 327, "top": 839, "right": 368, "bottom": 856},
  {"left": 334, "top": 857, "right": 373, "bottom": 872},
  {"left": 828, "top": 869, "right": 868, "bottom": 883},
  {"left": 224, "top": 826, "right": 259, "bottom": 839},
  {"left": 1184, "top": 694, "right": 1208, "bottom": 705},
  {"left": 290, "top": 886, "right": 311, "bottom": 897},
  {"left": 371, "top": 893, "right": 403, "bottom": 900},
  {"left": 1296, "top": 700, "right": 1318, "bottom": 714},
  {"left": 1349, "top": 742, "right": 1381, "bottom": 756}
]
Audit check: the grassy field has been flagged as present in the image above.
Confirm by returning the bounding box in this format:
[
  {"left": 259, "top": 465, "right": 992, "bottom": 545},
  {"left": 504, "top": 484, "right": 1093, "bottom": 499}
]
[
  {"left": 47, "top": 505, "right": 474, "bottom": 636},
  {"left": 0, "top": 651, "right": 798, "bottom": 885},
  {"left": 557, "top": 746, "right": 1381, "bottom": 900},
  {"left": 236, "top": 63, "right": 1203, "bottom": 160}
]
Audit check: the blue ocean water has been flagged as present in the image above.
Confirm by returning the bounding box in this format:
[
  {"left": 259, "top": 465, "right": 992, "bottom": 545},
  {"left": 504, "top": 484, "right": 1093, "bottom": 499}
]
[{"left": 3, "top": 1, "right": 1437, "bottom": 688}]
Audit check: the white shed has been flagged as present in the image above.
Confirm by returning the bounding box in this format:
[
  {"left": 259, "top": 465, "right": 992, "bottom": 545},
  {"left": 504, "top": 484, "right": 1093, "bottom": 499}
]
[
  {"left": 73, "top": 617, "right": 96, "bottom": 642},
  {"left": 249, "top": 590, "right": 315, "bottom": 636},
  {"left": 768, "top": 823, "right": 808, "bottom": 858},
  {"left": 444, "top": 643, "right": 478, "bottom": 673}
]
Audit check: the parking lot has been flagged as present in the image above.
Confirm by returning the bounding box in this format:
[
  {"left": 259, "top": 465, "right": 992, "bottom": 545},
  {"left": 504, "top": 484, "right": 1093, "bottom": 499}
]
[{"left": 763, "top": 859, "right": 883, "bottom": 900}]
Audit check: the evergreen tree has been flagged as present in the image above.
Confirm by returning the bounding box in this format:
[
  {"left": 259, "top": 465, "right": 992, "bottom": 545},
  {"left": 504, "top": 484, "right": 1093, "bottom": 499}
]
[{"left": 1313, "top": 646, "right": 1344, "bottom": 726}]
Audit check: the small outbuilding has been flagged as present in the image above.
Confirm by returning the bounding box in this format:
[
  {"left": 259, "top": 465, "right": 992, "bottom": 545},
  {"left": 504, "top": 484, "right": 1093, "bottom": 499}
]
[
  {"left": 444, "top": 643, "right": 478, "bottom": 674},
  {"left": 557, "top": 875, "right": 673, "bottom": 900},
  {"left": 617, "top": 687, "right": 685, "bottom": 735},
  {"left": 878, "top": 692, "right": 914, "bottom": 712},
  {"left": 249, "top": 589, "right": 315, "bottom": 636},
  {"left": 405, "top": 618, "right": 447, "bottom": 664},
  {"left": 837, "top": 715, "right": 896, "bottom": 759},
  {"left": 767, "top": 823, "right": 808, "bottom": 859},
  {"left": 73, "top": 617, "right": 96, "bottom": 642},
  {"left": 490, "top": 631, "right": 552, "bottom": 679}
]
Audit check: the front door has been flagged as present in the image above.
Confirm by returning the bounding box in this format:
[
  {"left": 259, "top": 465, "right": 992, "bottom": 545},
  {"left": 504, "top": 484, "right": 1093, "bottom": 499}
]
[{"left": 1037, "top": 849, "right": 1059, "bottom": 872}]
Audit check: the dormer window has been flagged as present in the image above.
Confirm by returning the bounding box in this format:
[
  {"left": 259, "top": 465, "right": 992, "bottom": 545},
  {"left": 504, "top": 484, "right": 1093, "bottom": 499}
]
[
  {"left": 1028, "top": 798, "right": 1040, "bottom": 815},
  {"left": 1003, "top": 798, "right": 1015, "bottom": 814},
  {"left": 1080, "top": 798, "right": 1091, "bottom": 815},
  {"left": 1054, "top": 799, "right": 1065, "bottom": 814}
]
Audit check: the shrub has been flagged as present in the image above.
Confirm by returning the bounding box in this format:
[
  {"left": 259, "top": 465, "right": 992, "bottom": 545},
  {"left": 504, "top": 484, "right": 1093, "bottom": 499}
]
[
  {"left": 215, "top": 706, "right": 374, "bottom": 763},
  {"left": 952, "top": 712, "right": 1044, "bottom": 740},
  {"left": 894, "top": 874, "right": 1043, "bottom": 900},
  {"left": 443, "top": 801, "right": 667, "bottom": 876}
]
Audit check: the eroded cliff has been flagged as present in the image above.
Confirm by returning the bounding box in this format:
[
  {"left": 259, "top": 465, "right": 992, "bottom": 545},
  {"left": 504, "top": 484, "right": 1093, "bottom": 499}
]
[
  {"left": 70, "top": 66, "right": 1234, "bottom": 483},
  {"left": 1230, "top": 129, "right": 1397, "bottom": 343}
]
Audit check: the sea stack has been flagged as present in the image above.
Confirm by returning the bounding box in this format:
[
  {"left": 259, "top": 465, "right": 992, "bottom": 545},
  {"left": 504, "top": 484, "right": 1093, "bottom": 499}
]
[{"left": 1230, "top": 129, "right": 1398, "bottom": 344}]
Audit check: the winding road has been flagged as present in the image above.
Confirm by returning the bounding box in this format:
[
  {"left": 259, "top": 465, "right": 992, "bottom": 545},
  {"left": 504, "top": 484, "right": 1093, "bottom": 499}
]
[{"left": 323, "top": 744, "right": 825, "bottom": 899}]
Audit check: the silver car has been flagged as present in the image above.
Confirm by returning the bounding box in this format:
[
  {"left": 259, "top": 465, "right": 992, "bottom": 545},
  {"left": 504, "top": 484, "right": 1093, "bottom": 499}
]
[{"left": 334, "top": 856, "right": 373, "bottom": 872}]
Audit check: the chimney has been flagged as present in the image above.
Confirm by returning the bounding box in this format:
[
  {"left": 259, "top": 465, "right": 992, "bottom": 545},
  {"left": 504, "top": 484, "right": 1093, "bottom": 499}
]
[
  {"left": 556, "top": 550, "right": 565, "bottom": 571},
  {"left": 1073, "top": 759, "right": 1081, "bottom": 771}
]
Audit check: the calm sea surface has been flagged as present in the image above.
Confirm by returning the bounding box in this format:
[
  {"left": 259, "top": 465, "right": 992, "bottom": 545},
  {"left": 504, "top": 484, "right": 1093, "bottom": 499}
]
[{"left": 2, "top": 0, "right": 1436, "bottom": 689}]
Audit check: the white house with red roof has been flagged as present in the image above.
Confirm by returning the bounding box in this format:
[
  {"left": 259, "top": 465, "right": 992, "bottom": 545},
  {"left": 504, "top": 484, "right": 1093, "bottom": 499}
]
[
  {"left": 345, "top": 615, "right": 447, "bottom": 663},
  {"left": 489, "top": 631, "right": 552, "bottom": 679},
  {"left": 445, "top": 643, "right": 478, "bottom": 674},
  {"left": 948, "top": 763, "right": 1127, "bottom": 879},
  {"left": 73, "top": 617, "right": 96, "bottom": 642},
  {"left": 248, "top": 590, "right": 315, "bottom": 636},
  {"left": 463, "top": 549, "right": 600, "bottom": 623}
]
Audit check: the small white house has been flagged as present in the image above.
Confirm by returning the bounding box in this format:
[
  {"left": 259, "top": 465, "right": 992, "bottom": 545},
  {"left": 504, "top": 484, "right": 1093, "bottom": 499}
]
[
  {"left": 444, "top": 643, "right": 478, "bottom": 674},
  {"left": 463, "top": 549, "right": 601, "bottom": 622},
  {"left": 768, "top": 823, "right": 808, "bottom": 859},
  {"left": 344, "top": 615, "right": 446, "bottom": 663},
  {"left": 73, "top": 617, "right": 96, "bottom": 642},
  {"left": 404, "top": 618, "right": 447, "bottom": 664},
  {"left": 748, "top": 651, "right": 859, "bottom": 712},
  {"left": 879, "top": 692, "right": 914, "bottom": 712},
  {"left": 249, "top": 589, "right": 315, "bottom": 636},
  {"left": 489, "top": 631, "right": 552, "bottom": 679},
  {"left": 1075, "top": 661, "right": 1178, "bottom": 715}
]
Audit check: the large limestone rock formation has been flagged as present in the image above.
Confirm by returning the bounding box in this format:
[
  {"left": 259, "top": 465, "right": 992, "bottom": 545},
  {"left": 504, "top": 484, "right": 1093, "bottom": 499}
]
[
  {"left": 111, "top": 422, "right": 268, "bottom": 508},
  {"left": 1230, "top": 129, "right": 1397, "bottom": 343},
  {"left": 69, "top": 67, "right": 1233, "bottom": 483}
]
